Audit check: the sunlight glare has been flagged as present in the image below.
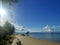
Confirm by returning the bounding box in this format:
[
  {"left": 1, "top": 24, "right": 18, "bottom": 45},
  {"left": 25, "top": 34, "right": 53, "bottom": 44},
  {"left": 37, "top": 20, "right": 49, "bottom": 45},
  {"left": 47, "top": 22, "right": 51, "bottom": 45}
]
[
  {"left": 0, "top": 8, "right": 7, "bottom": 26},
  {"left": 0, "top": 8, "right": 7, "bottom": 17}
]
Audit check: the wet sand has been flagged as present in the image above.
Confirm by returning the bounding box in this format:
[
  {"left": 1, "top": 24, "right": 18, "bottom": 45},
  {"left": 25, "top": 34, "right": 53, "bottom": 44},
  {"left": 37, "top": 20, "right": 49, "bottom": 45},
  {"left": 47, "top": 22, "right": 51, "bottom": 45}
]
[{"left": 12, "top": 34, "right": 60, "bottom": 45}]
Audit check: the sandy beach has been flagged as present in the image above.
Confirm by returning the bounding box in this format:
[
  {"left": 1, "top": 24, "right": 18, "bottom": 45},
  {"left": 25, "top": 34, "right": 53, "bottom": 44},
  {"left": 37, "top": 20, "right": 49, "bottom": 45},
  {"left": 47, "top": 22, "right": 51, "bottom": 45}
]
[{"left": 12, "top": 34, "right": 60, "bottom": 45}]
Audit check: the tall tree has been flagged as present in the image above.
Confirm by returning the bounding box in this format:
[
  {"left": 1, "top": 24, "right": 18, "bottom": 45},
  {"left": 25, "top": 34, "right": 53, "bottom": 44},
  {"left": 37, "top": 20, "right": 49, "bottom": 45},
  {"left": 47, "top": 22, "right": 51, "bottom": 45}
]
[
  {"left": 0, "top": 26, "right": 4, "bottom": 40},
  {"left": 4, "top": 21, "right": 15, "bottom": 34},
  {"left": 0, "top": 22, "right": 15, "bottom": 45},
  {"left": 0, "top": 0, "right": 18, "bottom": 45}
]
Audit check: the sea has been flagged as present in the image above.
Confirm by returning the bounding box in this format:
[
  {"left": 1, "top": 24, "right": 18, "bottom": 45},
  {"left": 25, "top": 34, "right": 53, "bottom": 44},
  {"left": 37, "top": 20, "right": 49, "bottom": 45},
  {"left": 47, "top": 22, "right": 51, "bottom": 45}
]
[{"left": 15, "top": 32, "right": 60, "bottom": 43}]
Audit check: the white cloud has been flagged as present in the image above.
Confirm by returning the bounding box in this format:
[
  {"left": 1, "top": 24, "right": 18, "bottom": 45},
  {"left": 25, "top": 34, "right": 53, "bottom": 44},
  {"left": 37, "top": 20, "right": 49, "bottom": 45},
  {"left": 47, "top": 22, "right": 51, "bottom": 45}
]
[
  {"left": 0, "top": 19, "right": 7, "bottom": 26},
  {"left": 11, "top": 23, "right": 31, "bottom": 32},
  {"left": 41, "top": 25, "right": 52, "bottom": 32},
  {"left": 40, "top": 25, "right": 60, "bottom": 32},
  {"left": 14, "top": 24, "right": 23, "bottom": 31},
  {"left": 11, "top": 23, "right": 60, "bottom": 32}
]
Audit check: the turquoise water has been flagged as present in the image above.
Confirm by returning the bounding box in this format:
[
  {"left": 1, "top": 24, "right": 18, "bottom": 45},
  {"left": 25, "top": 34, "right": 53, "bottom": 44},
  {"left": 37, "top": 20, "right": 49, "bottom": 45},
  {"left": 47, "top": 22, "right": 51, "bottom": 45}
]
[
  {"left": 30, "top": 32, "right": 60, "bottom": 42},
  {"left": 16, "top": 32, "right": 60, "bottom": 42}
]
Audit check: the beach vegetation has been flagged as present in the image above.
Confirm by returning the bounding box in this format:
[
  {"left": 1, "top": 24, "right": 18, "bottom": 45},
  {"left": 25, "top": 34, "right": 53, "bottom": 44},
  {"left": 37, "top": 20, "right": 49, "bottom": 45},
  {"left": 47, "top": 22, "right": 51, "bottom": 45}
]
[
  {"left": 26, "top": 31, "right": 30, "bottom": 36},
  {"left": 0, "top": 21, "right": 15, "bottom": 45}
]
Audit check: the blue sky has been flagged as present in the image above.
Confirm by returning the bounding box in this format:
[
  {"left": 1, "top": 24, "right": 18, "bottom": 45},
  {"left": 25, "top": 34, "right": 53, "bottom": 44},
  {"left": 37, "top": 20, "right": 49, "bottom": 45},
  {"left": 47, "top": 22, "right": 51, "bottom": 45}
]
[{"left": 14, "top": 0, "right": 60, "bottom": 32}]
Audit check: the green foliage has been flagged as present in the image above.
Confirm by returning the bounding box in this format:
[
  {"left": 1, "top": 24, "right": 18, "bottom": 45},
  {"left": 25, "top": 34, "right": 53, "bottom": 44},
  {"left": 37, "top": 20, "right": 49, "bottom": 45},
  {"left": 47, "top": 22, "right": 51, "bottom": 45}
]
[
  {"left": 0, "top": 21, "right": 15, "bottom": 45},
  {"left": 0, "top": 40, "right": 7, "bottom": 45},
  {"left": 3, "top": 21, "right": 15, "bottom": 34},
  {"left": 0, "top": 0, "right": 18, "bottom": 45},
  {"left": 26, "top": 31, "right": 30, "bottom": 36},
  {"left": 3, "top": 34, "right": 12, "bottom": 41}
]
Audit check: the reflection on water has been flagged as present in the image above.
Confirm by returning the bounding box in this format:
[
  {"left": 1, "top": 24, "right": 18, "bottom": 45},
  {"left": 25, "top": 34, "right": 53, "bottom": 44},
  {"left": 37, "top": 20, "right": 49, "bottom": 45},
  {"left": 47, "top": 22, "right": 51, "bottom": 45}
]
[{"left": 30, "top": 32, "right": 60, "bottom": 42}]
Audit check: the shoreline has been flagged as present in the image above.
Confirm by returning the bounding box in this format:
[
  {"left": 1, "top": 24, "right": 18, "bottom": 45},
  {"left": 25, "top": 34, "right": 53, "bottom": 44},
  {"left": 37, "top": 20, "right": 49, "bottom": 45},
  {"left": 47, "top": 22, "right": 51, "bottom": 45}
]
[
  {"left": 12, "top": 34, "right": 60, "bottom": 45},
  {"left": 29, "top": 36, "right": 60, "bottom": 43},
  {"left": 15, "top": 34, "right": 60, "bottom": 43}
]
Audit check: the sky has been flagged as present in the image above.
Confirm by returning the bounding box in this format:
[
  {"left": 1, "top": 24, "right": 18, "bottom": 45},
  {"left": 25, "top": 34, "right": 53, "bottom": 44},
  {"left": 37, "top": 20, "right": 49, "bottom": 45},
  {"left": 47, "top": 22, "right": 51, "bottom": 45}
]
[
  {"left": 13, "top": 0, "right": 60, "bottom": 32},
  {"left": 0, "top": 0, "right": 60, "bottom": 32}
]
